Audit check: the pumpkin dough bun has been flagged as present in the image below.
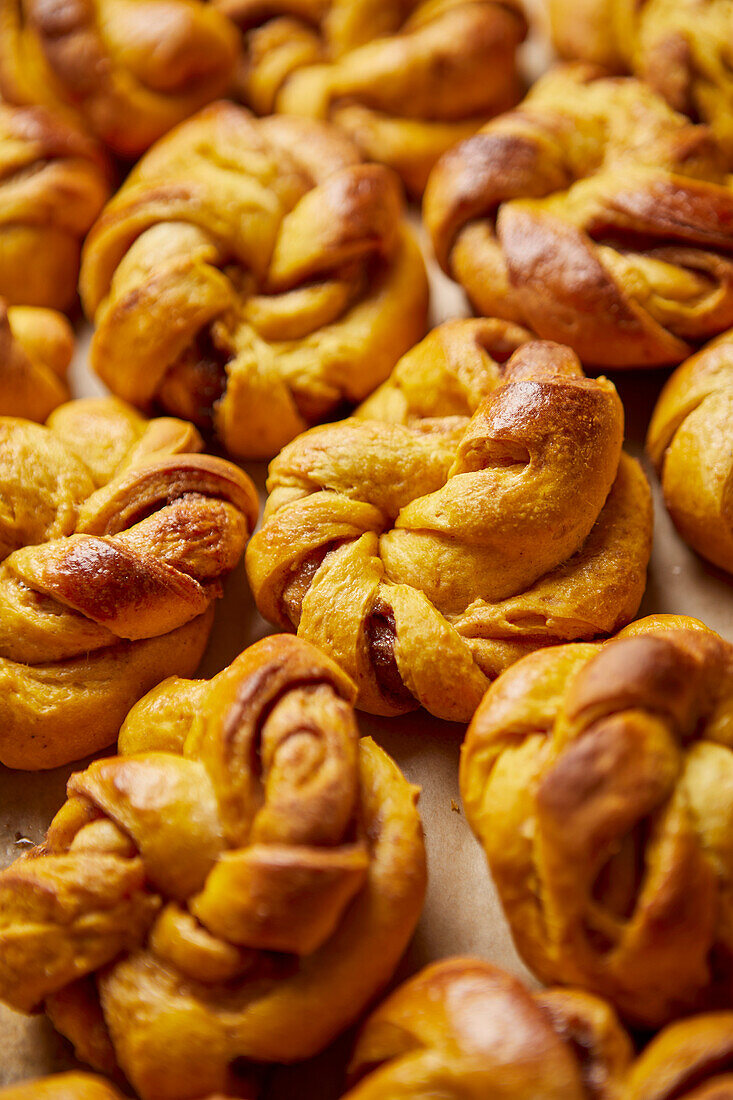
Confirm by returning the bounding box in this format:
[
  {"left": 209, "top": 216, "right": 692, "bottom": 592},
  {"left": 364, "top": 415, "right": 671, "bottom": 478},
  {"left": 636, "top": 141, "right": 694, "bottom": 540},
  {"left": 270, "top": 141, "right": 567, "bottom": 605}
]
[
  {"left": 549, "top": 0, "right": 733, "bottom": 167},
  {"left": 0, "top": 102, "right": 110, "bottom": 311},
  {"left": 0, "top": 300, "right": 74, "bottom": 421},
  {"left": 647, "top": 327, "right": 733, "bottom": 575},
  {"left": 425, "top": 63, "right": 733, "bottom": 369},
  {"left": 0, "top": 636, "right": 427, "bottom": 1100},
  {"left": 461, "top": 614, "right": 733, "bottom": 1029},
  {"left": 217, "top": 0, "right": 528, "bottom": 195},
  {"left": 0, "top": 396, "right": 258, "bottom": 770},
  {"left": 0, "top": 0, "right": 239, "bottom": 158},
  {"left": 246, "top": 320, "right": 653, "bottom": 723},
  {"left": 342, "top": 956, "right": 633, "bottom": 1100},
  {"left": 80, "top": 102, "right": 429, "bottom": 461}
]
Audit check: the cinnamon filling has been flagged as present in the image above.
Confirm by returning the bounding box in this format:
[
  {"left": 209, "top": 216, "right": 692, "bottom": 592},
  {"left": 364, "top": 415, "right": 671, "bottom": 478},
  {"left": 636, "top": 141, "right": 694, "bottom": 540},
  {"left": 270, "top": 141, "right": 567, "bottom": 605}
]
[{"left": 365, "top": 600, "right": 415, "bottom": 709}]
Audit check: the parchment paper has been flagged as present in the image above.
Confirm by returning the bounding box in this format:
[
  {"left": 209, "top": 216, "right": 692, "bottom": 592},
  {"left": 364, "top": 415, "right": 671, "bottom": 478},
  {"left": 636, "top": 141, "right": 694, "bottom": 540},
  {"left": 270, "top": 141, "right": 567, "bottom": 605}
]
[{"left": 2, "top": 7, "right": 732, "bottom": 1092}]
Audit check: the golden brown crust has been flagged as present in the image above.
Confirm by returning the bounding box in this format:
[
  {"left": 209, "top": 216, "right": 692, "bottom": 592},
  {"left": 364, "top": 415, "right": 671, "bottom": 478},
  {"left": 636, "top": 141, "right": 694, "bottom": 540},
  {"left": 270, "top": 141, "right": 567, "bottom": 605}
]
[
  {"left": 0, "top": 302, "right": 74, "bottom": 421},
  {"left": 219, "top": 0, "right": 527, "bottom": 195},
  {"left": 0, "top": 0, "right": 239, "bottom": 157},
  {"left": 647, "top": 328, "right": 733, "bottom": 573},
  {"left": 460, "top": 616, "right": 733, "bottom": 1028},
  {"left": 0, "top": 636, "right": 426, "bottom": 1100},
  {"left": 627, "top": 1013, "right": 733, "bottom": 1100},
  {"left": 424, "top": 63, "right": 733, "bottom": 368},
  {"left": 550, "top": 0, "right": 733, "bottom": 166},
  {"left": 0, "top": 396, "right": 258, "bottom": 769},
  {"left": 343, "top": 957, "right": 632, "bottom": 1099},
  {"left": 0, "top": 103, "right": 110, "bottom": 311},
  {"left": 245, "top": 322, "right": 652, "bottom": 722},
  {"left": 80, "top": 102, "right": 428, "bottom": 460}
]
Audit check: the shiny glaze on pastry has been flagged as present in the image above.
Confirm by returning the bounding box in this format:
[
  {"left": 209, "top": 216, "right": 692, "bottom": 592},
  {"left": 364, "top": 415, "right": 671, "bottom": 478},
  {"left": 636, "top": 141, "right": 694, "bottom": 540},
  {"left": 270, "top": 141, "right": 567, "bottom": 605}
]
[
  {"left": 0, "top": 636, "right": 426, "bottom": 1100},
  {"left": 461, "top": 615, "right": 733, "bottom": 1027},
  {"left": 647, "top": 328, "right": 733, "bottom": 574},
  {"left": 0, "top": 396, "right": 258, "bottom": 768},
  {"left": 218, "top": 0, "right": 527, "bottom": 194},
  {"left": 0, "top": 0, "right": 238, "bottom": 157},
  {"left": 80, "top": 103, "right": 428, "bottom": 460},
  {"left": 425, "top": 63, "right": 733, "bottom": 368},
  {"left": 247, "top": 322, "right": 652, "bottom": 722}
]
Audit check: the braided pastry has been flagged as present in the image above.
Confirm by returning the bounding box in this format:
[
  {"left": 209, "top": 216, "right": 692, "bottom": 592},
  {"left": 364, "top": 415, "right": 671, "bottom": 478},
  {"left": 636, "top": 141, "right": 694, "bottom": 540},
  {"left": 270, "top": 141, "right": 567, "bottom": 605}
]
[
  {"left": 0, "top": 396, "right": 258, "bottom": 770},
  {"left": 627, "top": 1012, "right": 733, "bottom": 1100},
  {"left": 217, "top": 0, "right": 527, "bottom": 195},
  {"left": 425, "top": 63, "right": 733, "bottom": 368},
  {"left": 460, "top": 614, "right": 733, "bottom": 1028},
  {"left": 343, "top": 957, "right": 632, "bottom": 1099},
  {"left": 550, "top": 0, "right": 733, "bottom": 167},
  {"left": 80, "top": 102, "right": 428, "bottom": 460},
  {"left": 0, "top": 635, "right": 426, "bottom": 1100},
  {"left": 0, "top": 103, "right": 109, "bottom": 311},
  {"left": 647, "top": 329, "right": 733, "bottom": 574},
  {"left": 0, "top": 1076, "right": 126, "bottom": 1100},
  {"left": 246, "top": 322, "right": 652, "bottom": 723},
  {"left": 0, "top": 0, "right": 239, "bottom": 158},
  {"left": 0, "top": 301, "right": 73, "bottom": 421}
]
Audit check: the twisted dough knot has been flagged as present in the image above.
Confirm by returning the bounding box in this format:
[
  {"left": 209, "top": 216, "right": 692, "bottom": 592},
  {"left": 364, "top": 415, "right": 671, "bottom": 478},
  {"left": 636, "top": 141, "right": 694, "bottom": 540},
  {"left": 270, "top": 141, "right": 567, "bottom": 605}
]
[
  {"left": 343, "top": 957, "right": 632, "bottom": 1100},
  {"left": 0, "top": 395, "right": 258, "bottom": 769},
  {"left": 80, "top": 102, "right": 428, "bottom": 460},
  {"left": 460, "top": 615, "right": 733, "bottom": 1028},
  {"left": 627, "top": 1012, "right": 733, "bottom": 1100},
  {"left": 425, "top": 63, "right": 733, "bottom": 368},
  {"left": 0, "top": 0, "right": 239, "bottom": 157},
  {"left": 246, "top": 321, "right": 652, "bottom": 723},
  {"left": 550, "top": 0, "right": 733, "bottom": 167},
  {"left": 0, "top": 103, "right": 110, "bottom": 311},
  {"left": 218, "top": 0, "right": 527, "bottom": 194},
  {"left": 0, "top": 636, "right": 426, "bottom": 1100},
  {"left": 647, "top": 328, "right": 733, "bottom": 574},
  {"left": 0, "top": 300, "right": 74, "bottom": 421}
]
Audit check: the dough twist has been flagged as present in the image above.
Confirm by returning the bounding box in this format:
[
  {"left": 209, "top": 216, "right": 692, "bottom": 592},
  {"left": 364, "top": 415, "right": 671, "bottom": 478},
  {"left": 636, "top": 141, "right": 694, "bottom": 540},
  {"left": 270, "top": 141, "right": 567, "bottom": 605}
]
[
  {"left": 425, "top": 63, "right": 733, "bottom": 368},
  {"left": 343, "top": 957, "right": 632, "bottom": 1100},
  {"left": 460, "top": 615, "right": 733, "bottom": 1027},
  {"left": 246, "top": 322, "right": 652, "bottom": 722},
  {"left": 0, "top": 0, "right": 239, "bottom": 157},
  {"left": 647, "top": 328, "right": 733, "bottom": 574},
  {"left": 0, "top": 636, "right": 426, "bottom": 1100},
  {"left": 80, "top": 102, "right": 428, "bottom": 460},
  {"left": 0, "top": 103, "right": 109, "bottom": 311},
  {"left": 0, "top": 396, "right": 258, "bottom": 769},
  {"left": 0, "top": 301, "right": 73, "bottom": 421},
  {"left": 219, "top": 0, "right": 527, "bottom": 194},
  {"left": 627, "top": 1012, "right": 733, "bottom": 1100},
  {"left": 550, "top": 0, "right": 733, "bottom": 167}
]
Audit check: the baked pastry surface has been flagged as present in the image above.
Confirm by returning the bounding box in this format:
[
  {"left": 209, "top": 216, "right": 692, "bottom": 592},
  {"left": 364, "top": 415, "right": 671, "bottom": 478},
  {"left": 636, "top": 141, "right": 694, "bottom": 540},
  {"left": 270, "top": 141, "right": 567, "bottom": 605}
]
[
  {"left": 647, "top": 328, "right": 733, "bottom": 574},
  {"left": 217, "top": 0, "right": 527, "bottom": 194},
  {"left": 425, "top": 63, "right": 733, "bottom": 368},
  {"left": 460, "top": 614, "right": 733, "bottom": 1027},
  {"left": 342, "top": 956, "right": 632, "bottom": 1099},
  {"left": 0, "top": 104, "right": 109, "bottom": 311},
  {"left": 80, "top": 102, "right": 428, "bottom": 460},
  {"left": 0, "top": 635, "right": 426, "bottom": 1100},
  {"left": 0, "top": 396, "right": 258, "bottom": 769},
  {"left": 0, "top": 302, "right": 73, "bottom": 421},
  {"left": 0, "top": 0, "right": 239, "bottom": 157},
  {"left": 550, "top": 0, "right": 733, "bottom": 166},
  {"left": 246, "top": 322, "right": 652, "bottom": 722},
  {"left": 626, "top": 1011, "right": 733, "bottom": 1100}
]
